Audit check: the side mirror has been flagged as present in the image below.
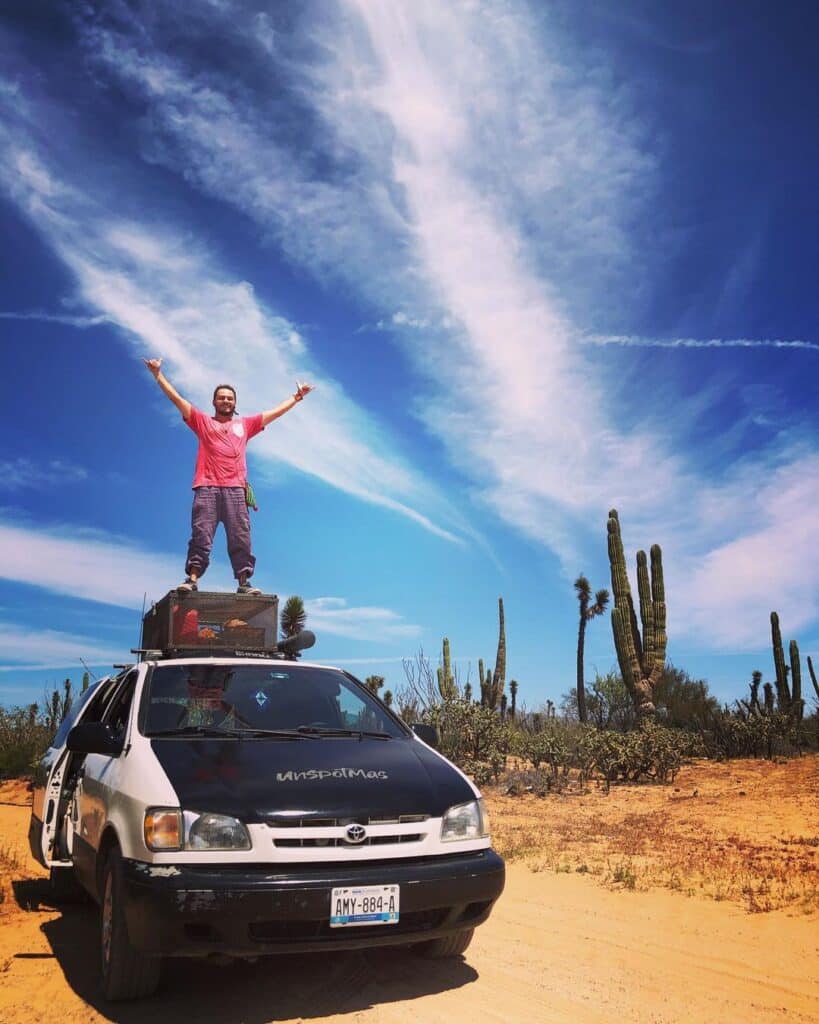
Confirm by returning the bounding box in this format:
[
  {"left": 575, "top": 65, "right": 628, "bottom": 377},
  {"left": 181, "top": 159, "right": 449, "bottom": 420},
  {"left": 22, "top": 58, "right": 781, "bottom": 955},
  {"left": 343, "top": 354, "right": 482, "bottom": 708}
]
[
  {"left": 411, "top": 723, "right": 439, "bottom": 748},
  {"left": 67, "top": 722, "right": 123, "bottom": 756}
]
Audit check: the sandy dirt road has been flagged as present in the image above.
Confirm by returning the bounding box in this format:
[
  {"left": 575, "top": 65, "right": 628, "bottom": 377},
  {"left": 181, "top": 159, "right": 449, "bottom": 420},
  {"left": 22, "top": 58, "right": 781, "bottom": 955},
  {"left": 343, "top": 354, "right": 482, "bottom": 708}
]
[{"left": 2, "top": 788, "right": 818, "bottom": 1024}]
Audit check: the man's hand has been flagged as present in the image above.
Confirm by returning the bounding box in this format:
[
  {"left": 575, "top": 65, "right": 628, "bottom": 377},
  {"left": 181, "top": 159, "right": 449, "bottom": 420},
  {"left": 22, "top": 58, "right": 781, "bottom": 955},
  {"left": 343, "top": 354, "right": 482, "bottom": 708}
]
[
  {"left": 260, "top": 382, "right": 315, "bottom": 426},
  {"left": 144, "top": 358, "right": 191, "bottom": 419}
]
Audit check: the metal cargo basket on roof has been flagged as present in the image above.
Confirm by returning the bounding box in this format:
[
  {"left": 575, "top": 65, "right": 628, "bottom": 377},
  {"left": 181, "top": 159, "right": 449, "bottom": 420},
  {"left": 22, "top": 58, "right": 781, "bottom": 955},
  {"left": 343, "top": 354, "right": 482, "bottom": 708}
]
[{"left": 142, "top": 590, "right": 279, "bottom": 655}]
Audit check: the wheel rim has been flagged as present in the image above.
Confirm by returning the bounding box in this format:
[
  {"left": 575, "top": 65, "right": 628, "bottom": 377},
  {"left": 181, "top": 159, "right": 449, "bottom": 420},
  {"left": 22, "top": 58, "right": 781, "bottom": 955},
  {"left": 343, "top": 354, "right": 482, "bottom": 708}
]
[{"left": 101, "top": 872, "right": 113, "bottom": 969}]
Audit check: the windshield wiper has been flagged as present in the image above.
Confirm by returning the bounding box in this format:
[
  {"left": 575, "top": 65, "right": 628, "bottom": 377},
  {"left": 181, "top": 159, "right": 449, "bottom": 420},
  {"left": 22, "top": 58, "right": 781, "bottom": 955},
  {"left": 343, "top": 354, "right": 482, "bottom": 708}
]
[
  {"left": 148, "top": 726, "right": 238, "bottom": 738},
  {"left": 148, "top": 726, "right": 309, "bottom": 740},
  {"left": 231, "top": 728, "right": 310, "bottom": 740},
  {"left": 295, "top": 726, "right": 392, "bottom": 741}
]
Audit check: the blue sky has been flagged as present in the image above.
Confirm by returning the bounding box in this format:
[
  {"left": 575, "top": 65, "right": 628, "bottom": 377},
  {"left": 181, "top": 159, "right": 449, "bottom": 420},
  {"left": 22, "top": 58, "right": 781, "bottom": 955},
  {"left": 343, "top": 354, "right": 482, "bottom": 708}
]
[{"left": 2, "top": 0, "right": 819, "bottom": 712}]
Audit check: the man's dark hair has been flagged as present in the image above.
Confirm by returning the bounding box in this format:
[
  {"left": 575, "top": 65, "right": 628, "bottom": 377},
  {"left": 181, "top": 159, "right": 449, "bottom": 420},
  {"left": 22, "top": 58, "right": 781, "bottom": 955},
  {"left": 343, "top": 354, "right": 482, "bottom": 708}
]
[{"left": 212, "top": 384, "right": 237, "bottom": 409}]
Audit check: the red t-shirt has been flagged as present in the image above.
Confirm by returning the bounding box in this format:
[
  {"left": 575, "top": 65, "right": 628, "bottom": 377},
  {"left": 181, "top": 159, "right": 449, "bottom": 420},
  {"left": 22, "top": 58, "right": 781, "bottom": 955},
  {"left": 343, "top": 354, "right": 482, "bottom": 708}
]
[{"left": 185, "top": 407, "right": 265, "bottom": 488}]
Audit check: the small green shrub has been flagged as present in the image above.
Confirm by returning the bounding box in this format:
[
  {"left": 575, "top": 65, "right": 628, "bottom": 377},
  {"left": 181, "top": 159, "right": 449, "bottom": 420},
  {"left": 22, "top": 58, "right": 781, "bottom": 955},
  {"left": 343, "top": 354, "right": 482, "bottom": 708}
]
[{"left": 0, "top": 705, "right": 53, "bottom": 778}]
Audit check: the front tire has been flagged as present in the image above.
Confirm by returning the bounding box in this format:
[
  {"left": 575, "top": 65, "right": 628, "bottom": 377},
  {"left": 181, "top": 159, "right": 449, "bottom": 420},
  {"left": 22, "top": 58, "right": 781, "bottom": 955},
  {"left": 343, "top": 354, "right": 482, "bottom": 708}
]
[
  {"left": 100, "top": 848, "right": 161, "bottom": 1001},
  {"left": 413, "top": 928, "right": 475, "bottom": 958}
]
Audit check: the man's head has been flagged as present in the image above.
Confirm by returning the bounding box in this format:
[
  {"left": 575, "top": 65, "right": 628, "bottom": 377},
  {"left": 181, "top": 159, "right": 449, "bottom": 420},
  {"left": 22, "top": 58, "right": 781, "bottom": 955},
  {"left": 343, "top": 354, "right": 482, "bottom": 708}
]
[{"left": 212, "top": 384, "right": 237, "bottom": 419}]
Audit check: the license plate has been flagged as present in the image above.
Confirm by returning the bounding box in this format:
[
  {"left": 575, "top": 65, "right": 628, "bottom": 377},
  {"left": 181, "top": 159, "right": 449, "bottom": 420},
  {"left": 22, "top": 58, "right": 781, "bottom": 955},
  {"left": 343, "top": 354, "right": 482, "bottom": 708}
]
[{"left": 330, "top": 884, "right": 400, "bottom": 927}]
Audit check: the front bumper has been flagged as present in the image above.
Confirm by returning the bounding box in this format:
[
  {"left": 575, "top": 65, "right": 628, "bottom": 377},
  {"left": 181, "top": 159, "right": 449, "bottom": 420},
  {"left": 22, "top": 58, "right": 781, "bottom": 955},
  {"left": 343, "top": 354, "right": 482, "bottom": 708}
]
[{"left": 121, "top": 850, "right": 505, "bottom": 957}]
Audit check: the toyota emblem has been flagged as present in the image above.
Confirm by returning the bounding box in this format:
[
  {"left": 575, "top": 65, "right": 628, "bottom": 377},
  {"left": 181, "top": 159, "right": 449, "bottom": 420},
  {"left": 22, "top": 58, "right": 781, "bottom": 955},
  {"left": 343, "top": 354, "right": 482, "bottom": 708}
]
[{"left": 345, "top": 823, "right": 366, "bottom": 844}]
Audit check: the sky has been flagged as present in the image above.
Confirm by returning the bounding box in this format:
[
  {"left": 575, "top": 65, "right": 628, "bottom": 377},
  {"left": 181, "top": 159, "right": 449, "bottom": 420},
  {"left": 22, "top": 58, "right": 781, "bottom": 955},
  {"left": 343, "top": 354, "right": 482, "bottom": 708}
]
[{"left": 2, "top": 0, "right": 819, "bottom": 712}]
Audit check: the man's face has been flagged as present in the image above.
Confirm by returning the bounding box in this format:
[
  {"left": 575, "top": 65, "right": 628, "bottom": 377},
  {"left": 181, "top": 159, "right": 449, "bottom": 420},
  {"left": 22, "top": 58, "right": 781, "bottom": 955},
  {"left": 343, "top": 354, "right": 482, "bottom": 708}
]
[{"left": 213, "top": 388, "right": 236, "bottom": 417}]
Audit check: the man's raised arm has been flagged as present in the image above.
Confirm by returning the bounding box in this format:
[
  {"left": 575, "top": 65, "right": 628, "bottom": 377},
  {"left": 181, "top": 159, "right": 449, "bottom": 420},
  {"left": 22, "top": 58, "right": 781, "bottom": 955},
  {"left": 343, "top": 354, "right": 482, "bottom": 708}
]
[
  {"left": 260, "top": 381, "right": 314, "bottom": 427},
  {"left": 144, "top": 358, "right": 192, "bottom": 420}
]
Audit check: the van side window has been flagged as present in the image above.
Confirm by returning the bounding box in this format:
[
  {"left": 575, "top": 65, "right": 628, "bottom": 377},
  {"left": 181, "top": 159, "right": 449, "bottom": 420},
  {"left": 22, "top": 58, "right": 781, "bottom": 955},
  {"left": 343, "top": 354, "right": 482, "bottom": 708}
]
[
  {"left": 76, "top": 676, "right": 121, "bottom": 727},
  {"left": 51, "top": 679, "right": 102, "bottom": 748},
  {"left": 103, "top": 672, "right": 137, "bottom": 741}
]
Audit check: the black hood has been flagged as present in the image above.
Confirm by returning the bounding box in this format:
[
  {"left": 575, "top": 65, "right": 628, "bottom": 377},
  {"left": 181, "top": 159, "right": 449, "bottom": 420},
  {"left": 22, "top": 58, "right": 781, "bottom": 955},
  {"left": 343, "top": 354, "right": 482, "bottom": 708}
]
[{"left": 150, "top": 735, "right": 475, "bottom": 822}]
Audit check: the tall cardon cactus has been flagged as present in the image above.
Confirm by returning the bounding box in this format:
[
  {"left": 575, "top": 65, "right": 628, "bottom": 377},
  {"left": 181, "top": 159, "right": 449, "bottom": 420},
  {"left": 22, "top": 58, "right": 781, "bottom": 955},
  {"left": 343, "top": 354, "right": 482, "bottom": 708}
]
[
  {"left": 770, "top": 612, "right": 790, "bottom": 712},
  {"left": 770, "top": 612, "right": 804, "bottom": 721},
  {"left": 807, "top": 655, "right": 819, "bottom": 703},
  {"left": 489, "top": 597, "right": 506, "bottom": 710},
  {"left": 437, "top": 637, "right": 458, "bottom": 701},
  {"left": 789, "top": 639, "right": 804, "bottom": 723},
  {"left": 606, "top": 509, "right": 667, "bottom": 717}
]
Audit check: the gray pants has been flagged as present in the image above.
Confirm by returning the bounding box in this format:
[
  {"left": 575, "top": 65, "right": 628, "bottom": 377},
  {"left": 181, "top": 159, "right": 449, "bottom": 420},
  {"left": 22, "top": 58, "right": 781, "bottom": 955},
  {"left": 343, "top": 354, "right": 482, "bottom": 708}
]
[{"left": 185, "top": 486, "right": 255, "bottom": 581}]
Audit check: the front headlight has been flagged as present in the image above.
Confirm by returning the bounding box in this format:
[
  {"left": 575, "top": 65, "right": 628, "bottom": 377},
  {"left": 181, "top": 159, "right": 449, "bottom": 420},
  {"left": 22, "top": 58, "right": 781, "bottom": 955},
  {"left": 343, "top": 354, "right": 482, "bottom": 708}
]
[
  {"left": 440, "top": 799, "right": 489, "bottom": 842},
  {"left": 144, "top": 808, "right": 251, "bottom": 851},
  {"left": 183, "top": 811, "right": 251, "bottom": 850}
]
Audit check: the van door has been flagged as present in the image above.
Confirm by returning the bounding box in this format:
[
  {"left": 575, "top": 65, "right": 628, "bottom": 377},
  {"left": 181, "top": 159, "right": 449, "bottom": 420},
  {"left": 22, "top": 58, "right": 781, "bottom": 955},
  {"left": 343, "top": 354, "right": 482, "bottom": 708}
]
[
  {"left": 36, "top": 674, "right": 122, "bottom": 868},
  {"left": 71, "top": 670, "right": 138, "bottom": 892}
]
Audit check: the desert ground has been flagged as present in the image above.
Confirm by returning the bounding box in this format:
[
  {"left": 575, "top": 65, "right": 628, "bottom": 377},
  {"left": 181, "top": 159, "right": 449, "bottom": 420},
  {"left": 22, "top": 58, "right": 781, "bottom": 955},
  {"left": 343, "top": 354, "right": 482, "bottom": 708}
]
[{"left": 1, "top": 756, "right": 817, "bottom": 1023}]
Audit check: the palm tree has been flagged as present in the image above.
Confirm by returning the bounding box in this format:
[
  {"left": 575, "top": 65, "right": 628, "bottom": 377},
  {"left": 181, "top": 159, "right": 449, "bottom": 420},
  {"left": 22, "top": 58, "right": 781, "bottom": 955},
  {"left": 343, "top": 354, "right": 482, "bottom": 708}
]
[
  {"left": 574, "top": 575, "right": 609, "bottom": 724},
  {"left": 280, "top": 595, "right": 306, "bottom": 639}
]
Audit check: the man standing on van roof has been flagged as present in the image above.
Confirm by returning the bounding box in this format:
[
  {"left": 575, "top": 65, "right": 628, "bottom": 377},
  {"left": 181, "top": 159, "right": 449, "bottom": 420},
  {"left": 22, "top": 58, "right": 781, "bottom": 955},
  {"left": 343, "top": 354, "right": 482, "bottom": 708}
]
[{"left": 144, "top": 358, "right": 313, "bottom": 595}]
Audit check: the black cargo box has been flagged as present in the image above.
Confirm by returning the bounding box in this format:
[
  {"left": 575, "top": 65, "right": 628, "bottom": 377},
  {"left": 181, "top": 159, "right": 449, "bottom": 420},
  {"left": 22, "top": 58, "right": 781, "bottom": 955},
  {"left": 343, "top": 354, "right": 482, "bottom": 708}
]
[{"left": 142, "top": 591, "right": 279, "bottom": 655}]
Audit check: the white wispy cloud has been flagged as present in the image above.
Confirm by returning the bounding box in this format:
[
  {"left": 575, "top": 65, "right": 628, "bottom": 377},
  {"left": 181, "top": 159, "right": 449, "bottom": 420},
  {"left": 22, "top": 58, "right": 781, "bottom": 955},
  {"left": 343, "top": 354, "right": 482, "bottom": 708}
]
[
  {"left": 305, "top": 597, "right": 420, "bottom": 641},
  {"left": 668, "top": 456, "right": 819, "bottom": 649},
  {"left": 0, "top": 458, "right": 88, "bottom": 491},
  {"left": 0, "top": 520, "right": 182, "bottom": 609},
  {"left": 0, "top": 623, "right": 124, "bottom": 671},
  {"left": 367, "top": 311, "right": 455, "bottom": 332}
]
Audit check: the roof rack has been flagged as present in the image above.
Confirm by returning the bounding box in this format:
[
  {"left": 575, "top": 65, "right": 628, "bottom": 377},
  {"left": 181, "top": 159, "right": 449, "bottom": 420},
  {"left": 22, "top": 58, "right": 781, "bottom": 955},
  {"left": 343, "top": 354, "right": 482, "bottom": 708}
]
[
  {"left": 131, "top": 630, "right": 315, "bottom": 662},
  {"left": 141, "top": 589, "right": 279, "bottom": 655}
]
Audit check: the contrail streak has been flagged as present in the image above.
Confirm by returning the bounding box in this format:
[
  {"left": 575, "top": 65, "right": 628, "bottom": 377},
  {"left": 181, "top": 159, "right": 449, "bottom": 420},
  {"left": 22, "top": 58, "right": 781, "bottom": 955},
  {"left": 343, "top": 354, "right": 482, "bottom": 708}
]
[
  {"left": 583, "top": 333, "right": 819, "bottom": 352},
  {"left": 0, "top": 310, "right": 111, "bottom": 327}
]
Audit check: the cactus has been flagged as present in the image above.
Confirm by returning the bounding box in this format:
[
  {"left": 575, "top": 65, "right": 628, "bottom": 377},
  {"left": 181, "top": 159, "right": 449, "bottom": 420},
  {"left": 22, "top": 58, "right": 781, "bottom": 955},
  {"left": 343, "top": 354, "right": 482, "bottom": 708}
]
[
  {"left": 770, "top": 612, "right": 789, "bottom": 711},
  {"left": 481, "top": 668, "right": 493, "bottom": 707},
  {"left": 763, "top": 682, "right": 775, "bottom": 713},
  {"left": 500, "top": 692, "right": 507, "bottom": 722},
  {"left": 436, "top": 637, "right": 457, "bottom": 701},
  {"left": 606, "top": 510, "right": 667, "bottom": 717},
  {"left": 808, "top": 656, "right": 819, "bottom": 702},
  {"left": 509, "top": 679, "right": 518, "bottom": 718},
  {"left": 769, "top": 612, "right": 805, "bottom": 720},
  {"left": 488, "top": 597, "right": 506, "bottom": 711},
  {"left": 789, "top": 639, "right": 804, "bottom": 723}
]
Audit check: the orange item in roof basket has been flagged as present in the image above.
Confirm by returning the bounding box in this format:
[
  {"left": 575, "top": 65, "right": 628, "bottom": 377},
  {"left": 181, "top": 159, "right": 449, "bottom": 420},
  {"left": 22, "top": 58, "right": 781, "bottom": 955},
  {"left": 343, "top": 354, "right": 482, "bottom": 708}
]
[
  {"left": 172, "top": 605, "right": 200, "bottom": 643},
  {"left": 142, "top": 590, "right": 279, "bottom": 654}
]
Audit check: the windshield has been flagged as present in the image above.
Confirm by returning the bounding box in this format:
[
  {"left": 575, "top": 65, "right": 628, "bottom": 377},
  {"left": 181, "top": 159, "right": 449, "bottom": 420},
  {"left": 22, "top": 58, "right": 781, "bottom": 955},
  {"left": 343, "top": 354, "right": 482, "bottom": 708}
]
[{"left": 143, "top": 664, "right": 406, "bottom": 738}]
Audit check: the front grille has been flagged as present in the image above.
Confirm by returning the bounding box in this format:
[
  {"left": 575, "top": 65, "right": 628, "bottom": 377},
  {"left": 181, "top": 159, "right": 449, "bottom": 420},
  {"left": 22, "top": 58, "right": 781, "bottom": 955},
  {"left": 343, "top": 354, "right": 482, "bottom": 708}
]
[
  {"left": 274, "top": 833, "right": 424, "bottom": 848},
  {"left": 267, "top": 814, "right": 429, "bottom": 849}
]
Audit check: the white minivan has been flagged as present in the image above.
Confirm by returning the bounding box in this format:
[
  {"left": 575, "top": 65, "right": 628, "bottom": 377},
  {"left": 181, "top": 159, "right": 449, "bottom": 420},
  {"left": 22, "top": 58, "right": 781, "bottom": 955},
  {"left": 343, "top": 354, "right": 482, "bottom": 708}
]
[{"left": 29, "top": 653, "right": 505, "bottom": 1001}]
